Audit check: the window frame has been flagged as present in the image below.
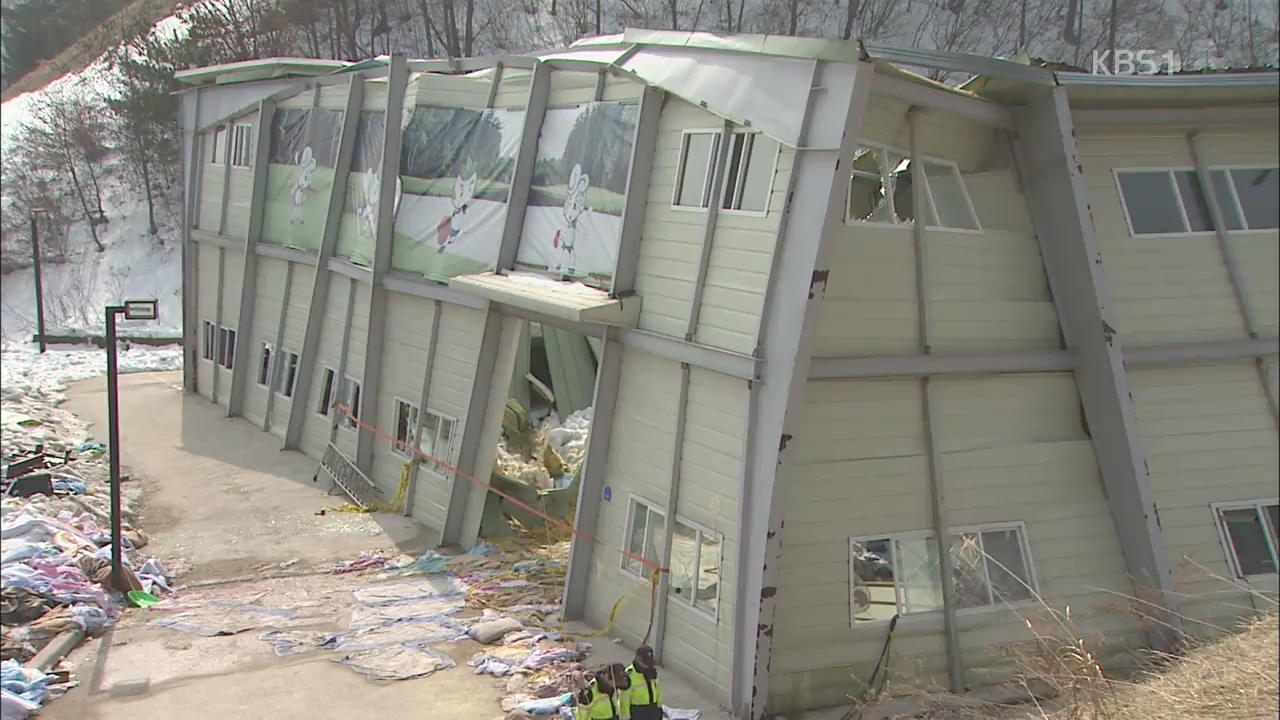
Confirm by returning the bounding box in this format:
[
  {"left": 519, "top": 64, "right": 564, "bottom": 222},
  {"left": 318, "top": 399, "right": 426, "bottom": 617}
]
[
  {"left": 230, "top": 123, "right": 254, "bottom": 169},
  {"left": 667, "top": 515, "right": 723, "bottom": 623},
  {"left": 671, "top": 128, "right": 723, "bottom": 212},
  {"left": 390, "top": 397, "right": 420, "bottom": 458},
  {"left": 417, "top": 408, "right": 459, "bottom": 474},
  {"left": 847, "top": 520, "right": 1039, "bottom": 628},
  {"left": 210, "top": 127, "right": 227, "bottom": 165},
  {"left": 217, "top": 327, "right": 237, "bottom": 370},
  {"left": 1113, "top": 165, "right": 1280, "bottom": 237},
  {"left": 620, "top": 495, "right": 668, "bottom": 581},
  {"left": 316, "top": 367, "right": 337, "bottom": 416},
  {"left": 843, "top": 140, "right": 982, "bottom": 233},
  {"left": 272, "top": 349, "right": 300, "bottom": 398},
  {"left": 202, "top": 321, "right": 216, "bottom": 362},
  {"left": 720, "top": 129, "right": 781, "bottom": 217},
  {"left": 339, "top": 375, "right": 362, "bottom": 430},
  {"left": 1211, "top": 498, "right": 1280, "bottom": 581},
  {"left": 257, "top": 342, "right": 274, "bottom": 386}
]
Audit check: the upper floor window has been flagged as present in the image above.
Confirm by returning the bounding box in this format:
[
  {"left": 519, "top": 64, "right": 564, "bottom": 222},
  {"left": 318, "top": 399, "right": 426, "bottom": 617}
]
[
  {"left": 673, "top": 130, "right": 720, "bottom": 209},
  {"left": 1213, "top": 499, "right": 1278, "bottom": 579},
  {"left": 846, "top": 143, "right": 979, "bottom": 231},
  {"left": 230, "top": 124, "right": 255, "bottom": 168},
  {"left": 210, "top": 127, "right": 227, "bottom": 165},
  {"left": 721, "top": 132, "right": 779, "bottom": 214},
  {"left": 1116, "top": 167, "right": 1279, "bottom": 235}
]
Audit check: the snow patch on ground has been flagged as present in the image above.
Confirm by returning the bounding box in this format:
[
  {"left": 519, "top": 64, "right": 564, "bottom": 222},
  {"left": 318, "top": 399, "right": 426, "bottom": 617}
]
[{"left": 1, "top": 342, "right": 183, "bottom": 403}]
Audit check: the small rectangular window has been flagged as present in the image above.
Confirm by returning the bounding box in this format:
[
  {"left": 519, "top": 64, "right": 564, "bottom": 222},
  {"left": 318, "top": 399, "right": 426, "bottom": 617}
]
[
  {"left": 257, "top": 343, "right": 273, "bottom": 386},
  {"left": 850, "top": 523, "right": 1036, "bottom": 625},
  {"left": 622, "top": 497, "right": 666, "bottom": 579},
  {"left": 317, "top": 368, "right": 336, "bottom": 415},
  {"left": 722, "top": 132, "right": 779, "bottom": 213},
  {"left": 922, "top": 160, "right": 978, "bottom": 230},
  {"left": 1118, "top": 171, "right": 1186, "bottom": 234},
  {"left": 417, "top": 409, "right": 457, "bottom": 472},
  {"left": 392, "top": 399, "right": 420, "bottom": 456},
  {"left": 273, "top": 350, "right": 299, "bottom": 397},
  {"left": 1118, "top": 167, "right": 1279, "bottom": 235},
  {"left": 846, "top": 143, "right": 974, "bottom": 229},
  {"left": 217, "top": 327, "right": 236, "bottom": 369},
  {"left": 210, "top": 128, "right": 226, "bottom": 165},
  {"left": 673, "top": 131, "right": 720, "bottom": 209},
  {"left": 1229, "top": 168, "right": 1279, "bottom": 230},
  {"left": 1214, "top": 500, "right": 1279, "bottom": 578},
  {"left": 669, "top": 518, "right": 723, "bottom": 618},
  {"left": 230, "top": 124, "right": 254, "bottom": 168},
  {"left": 339, "top": 376, "right": 362, "bottom": 429},
  {"left": 202, "top": 321, "right": 215, "bottom": 361}
]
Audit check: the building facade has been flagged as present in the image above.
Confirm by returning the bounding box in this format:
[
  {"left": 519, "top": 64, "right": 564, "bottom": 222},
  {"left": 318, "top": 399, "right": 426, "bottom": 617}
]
[{"left": 177, "top": 33, "right": 1279, "bottom": 718}]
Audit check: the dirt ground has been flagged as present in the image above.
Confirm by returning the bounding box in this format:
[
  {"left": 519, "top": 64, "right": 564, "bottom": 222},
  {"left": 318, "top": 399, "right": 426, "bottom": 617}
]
[{"left": 44, "top": 371, "right": 508, "bottom": 720}]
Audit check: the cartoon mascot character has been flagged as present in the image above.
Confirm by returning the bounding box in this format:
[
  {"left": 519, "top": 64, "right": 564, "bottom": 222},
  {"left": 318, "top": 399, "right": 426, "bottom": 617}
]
[
  {"left": 290, "top": 146, "right": 317, "bottom": 225},
  {"left": 553, "top": 164, "right": 589, "bottom": 274},
  {"left": 436, "top": 159, "right": 478, "bottom": 253}
]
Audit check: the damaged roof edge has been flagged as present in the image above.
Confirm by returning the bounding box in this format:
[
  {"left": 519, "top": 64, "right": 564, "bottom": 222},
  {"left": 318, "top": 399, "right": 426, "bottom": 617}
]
[{"left": 174, "top": 57, "right": 352, "bottom": 86}]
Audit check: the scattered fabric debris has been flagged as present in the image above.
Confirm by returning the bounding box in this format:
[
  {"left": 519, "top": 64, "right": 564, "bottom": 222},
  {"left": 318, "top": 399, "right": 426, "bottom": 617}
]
[
  {"left": 258, "top": 630, "right": 331, "bottom": 657},
  {"left": 330, "top": 551, "right": 391, "bottom": 574},
  {"left": 348, "top": 596, "right": 463, "bottom": 629},
  {"left": 662, "top": 707, "right": 703, "bottom": 719},
  {"left": 151, "top": 603, "right": 299, "bottom": 637},
  {"left": 336, "top": 643, "right": 455, "bottom": 682},
  {"left": 469, "top": 542, "right": 500, "bottom": 556},
  {"left": 470, "top": 616, "right": 525, "bottom": 644},
  {"left": 351, "top": 577, "right": 468, "bottom": 606},
  {"left": 324, "top": 616, "right": 463, "bottom": 652}
]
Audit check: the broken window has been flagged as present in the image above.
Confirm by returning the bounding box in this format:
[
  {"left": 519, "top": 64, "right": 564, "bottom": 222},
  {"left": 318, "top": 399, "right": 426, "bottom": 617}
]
[
  {"left": 392, "top": 399, "right": 420, "bottom": 457},
  {"left": 849, "top": 522, "right": 1036, "bottom": 625},
  {"left": 418, "top": 409, "right": 457, "bottom": 473},
  {"left": 673, "top": 131, "right": 720, "bottom": 209},
  {"left": 258, "top": 342, "right": 274, "bottom": 386},
  {"left": 722, "top": 131, "right": 779, "bottom": 213},
  {"left": 317, "top": 368, "right": 337, "bottom": 416},
  {"left": 273, "top": 350, "right": 300, "bottom": 397},
  {"left": 202, "top": 321, "right": 216, "bottom": 361},
  {"left": 217, "top": 328, "right": 236, "bottom": 370},
  {"left": 340, "top": 375, "right": 361, "bottom": 429},
  {"left": 1215, "top": 500, "right": 1279, "bottom": 578},
  {"left": 623, "top": 497, "right": 666, "bottom": 580},
  {"left": 231, "top": 123, "right": 255, "bottom": 168},
  {"left": 210, "top": 127, "right": 226, "bottom": 165},
  {"left": 845, "top": 143, "right": 979, "bottom": 230},
  {"left": 669, "top": 519, "right": 723, "bottom": 619}
]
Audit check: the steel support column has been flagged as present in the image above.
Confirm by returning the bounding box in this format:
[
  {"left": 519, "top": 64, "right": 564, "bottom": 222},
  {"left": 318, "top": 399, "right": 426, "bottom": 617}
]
[
  {"left": 653, "top": 362, "right": 691, "bottom": 662},
  {"left": 497, "top": 62, "right": 551, "bottom": 272},
  {"left": 611, "top": 86, "right": 664, "bottom": 296},
  {"left": 263, "top": 262, "right": 294, "bottom": 431},
  {"left": 407, "top": 300, "right": 443, "bottom": 519}
]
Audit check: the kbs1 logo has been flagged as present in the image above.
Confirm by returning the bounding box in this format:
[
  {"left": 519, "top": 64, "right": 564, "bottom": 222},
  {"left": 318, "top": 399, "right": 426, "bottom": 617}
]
[{"left": 1091, "top": 50, "right": 1183, "bottom": 75}]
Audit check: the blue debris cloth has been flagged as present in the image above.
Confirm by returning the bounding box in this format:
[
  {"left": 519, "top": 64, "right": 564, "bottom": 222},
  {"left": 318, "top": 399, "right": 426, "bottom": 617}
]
[
  {"left": 335, "top": 643, "right": 455, "bottom": 682},
  {"left": 514, "top": 693, "right": 575, "bottom": 715},
  {"left": 152, "top": 603, "right": 299, "bottom": 637},
  {"left": 51, "top": 479, "right": 86, "bottom": 495},
  {"left": 1, "top": 659, "right": 50, "bottom": 719},
  {"left": 467, "top": 541, "right": 499, "bottom": 556},
  {"left": 259, "top": 630, "right": 331, "bottom": 656}
]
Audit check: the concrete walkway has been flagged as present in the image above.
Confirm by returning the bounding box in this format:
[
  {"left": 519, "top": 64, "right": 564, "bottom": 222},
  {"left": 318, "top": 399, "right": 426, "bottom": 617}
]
[{"left": 46, "top": 372, "right": 498, "bottom": 720}]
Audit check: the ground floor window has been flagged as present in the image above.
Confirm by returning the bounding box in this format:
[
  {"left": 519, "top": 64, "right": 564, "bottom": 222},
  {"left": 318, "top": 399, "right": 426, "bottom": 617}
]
[
  {"left": 1213, "top": 500, "right": 1279, "bottom": 579},
  {"left": 849, "top": 522, "right": 1037, "bottom": 625},
  {"left": 273, "top": 350, "right": 300, "bottom": 397},
  {"left": 202, "top": 321, "right": 216, "bottom": 361},
  {"left": 392, "top": 398, "right": 420, "bottom": 457},
  {"left": 317, "top": 368, "right": 336, "bottom": 416},
  {"left": 622, "top": 497, "right": 666, "bottom": 580},
  {"left": 217, "top": 327, "right": 236, "bottom": 369},
  {"left": 258, "top": 343, "right": 274, "bottom": 386},
  {"left": 669, "top": 518, "right": 723, "bottom": 619},
  {"left": 339, "top": 375, "right": 361, "bottom": 429},
  {"left": 418, "top": 409, "right": 457, "bottom": 472}
]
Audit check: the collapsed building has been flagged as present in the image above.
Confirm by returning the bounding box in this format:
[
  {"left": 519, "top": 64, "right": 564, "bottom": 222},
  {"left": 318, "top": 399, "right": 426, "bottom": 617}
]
[{"left": 175, "top": 32, "right": 1279, "bottom": 717}]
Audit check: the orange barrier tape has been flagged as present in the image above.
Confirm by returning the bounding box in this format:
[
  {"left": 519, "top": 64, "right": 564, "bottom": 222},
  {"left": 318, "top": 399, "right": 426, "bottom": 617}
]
[{"left": 331, "top": 402, "right": 669, "bottom": 574}]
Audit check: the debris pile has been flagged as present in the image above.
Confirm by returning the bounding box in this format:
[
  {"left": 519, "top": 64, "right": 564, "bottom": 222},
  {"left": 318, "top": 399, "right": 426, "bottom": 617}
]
[
  {"left": 1, "top": 378, "right": 172, "bottom": 717},
  {"left": 497, "top": 402, "right": 592, "bottom": 492}
]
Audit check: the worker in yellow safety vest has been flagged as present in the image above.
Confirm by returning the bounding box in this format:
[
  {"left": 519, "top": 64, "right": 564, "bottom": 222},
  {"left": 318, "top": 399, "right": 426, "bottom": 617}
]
[
  {"left": 624, "top": 645, "right": 662, "bottom": 720},
  {"left": 574, "top": 663, "right": 631, "bottom": 720}
]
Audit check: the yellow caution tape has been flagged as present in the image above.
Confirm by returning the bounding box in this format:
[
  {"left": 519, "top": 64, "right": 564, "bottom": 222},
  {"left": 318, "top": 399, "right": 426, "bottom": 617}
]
[{"left": 326, "top": 462, "right": 412, "bottom": 514}]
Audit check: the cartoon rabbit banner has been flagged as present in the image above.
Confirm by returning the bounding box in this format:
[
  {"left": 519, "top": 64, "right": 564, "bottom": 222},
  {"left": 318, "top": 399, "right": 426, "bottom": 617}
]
[
  {"left": 261, "top": 107, "right": 344, "bottom": 252},
  {"left": 334, "top": 111, "right": 389, "bottom": 267},
  {"left": 391, "top": 105, "right": 524, "bottom": 283},
  {"left": 515, "top": 101, "right": 639, "bottom": 284}
]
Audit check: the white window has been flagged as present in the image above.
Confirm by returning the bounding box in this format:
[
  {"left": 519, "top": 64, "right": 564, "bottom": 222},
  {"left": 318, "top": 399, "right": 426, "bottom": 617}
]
[
  {"left": 1213, "top": 500, "right": 1279, "bottom": 579},
  {"left": 339, "top": 375, "right": 361, "bottom": 429},
  {"left": 1116, "top": 167, "right": 1280, "bottom": 235},
  {"left": 669, "top": 518, "right": 723, "bottom": 619},
  {"left": 257, "top": 342, "right": 274, "bottom": 386},
  {"left": 217, "top": 327, "right": 236, "bottom": 370},
  {"left": 316, "top": 367, "right": 337, "bottom": 416},
  {"left": 210, "top": 127, "right": 227, "bottom": 165},
  {"left": 418, "top": 409, "right": 458, "bottom": 473},
  {"left": 272, "top": 350, "right": 300, "bottom": 397},
  {"left": 230, "top": 124, "right": 254, "bottom": 168},
  {"left": 202, "top": 321, "right": 216, "bottom": 361},
  {"left": 673, "top": 130, "right": 721, "bottom": 209},
  {"left": 849, "top": 522, "right": 1037, "bottom": 625},
  {"left": 721, "top": 131, "right": 779, "bottom": 214},
  {"left": 845, "top": 142, "right": 980, "bottom": 231},
  {"left": 392, "top": 398, "right": 420, "bottom": 457},
  {"left": 622, "top": 496, "right": 667, "bottom": 580}
]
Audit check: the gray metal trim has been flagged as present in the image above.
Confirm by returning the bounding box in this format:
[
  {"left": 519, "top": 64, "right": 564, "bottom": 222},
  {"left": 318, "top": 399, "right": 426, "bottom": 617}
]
[
  {"left": 212, "top": 246, "right": 225, "bottom": 404},
  {"left": 874, "top": 72, "right": 1015, "bottom": 130},
  {"left": 217, "top": 129, "right": 233, "bottom": 235},
  {"left": 808, "top": 349, "right": 1077, "bottom": 379},
  {"left": 1257, "top": 357, "right": 1280, "bottom": 426},
  {"left": 285, "top": 76, "right": 364, "bottom": 450},
  {"left": 356, "top": 55, "right": 410, "bottom": 476},
  {"left": 610, "top": 85, "right": 664, "bottom": 295},
  {"left": 1122, "top": 338, "right": 1279, "bottom": 366},
  {"left": 908, "top": 109, "right": 934, "bottom": 354},
  {"left": 653, "top": 362, "right": 691, "bottom": 662},
  {"left": 485, "top": 63, "right": 505, "bottom": 108},
  {"left": 410, "top": 54, "right": 536, "bottom": 73},
  {"left": 263, "top": 261, "right": 294, "bottom": 431},
  {"left": 191, "top": 229, "right": 243, "bottom": 249},
  {"left": 228, "top": 99, "right": 276, "bottom": 418},
  {"left": 497, "top": 62, "right": 551, "bottom": 271},
  {"left": 1056, "top": 69, "right": 1280, "bottom": 88},
  {"left": 620, "top": 328, "right": 760, "bottom": 381},
  {"left": 593, "top": 68, "right": 607, "bottom": 101},
  {"left": 183, "top": 90, "right": 203, "bottom": 393},
  {"left": 407, "top": 300, "right": 444, "bottom": 519},
  {"left": 327, "top": 257, "right": 374, "bottom": 282},
  {"left": 685, "top": 121, "right": 733, "bottom": 341},
  {"left": 383, "top": 272, "right": 489, "bottom": 310},
  {"left": 1072, "top": 106, "right": 1279, "bottom": 127},
  {"left": 862, "top": 41, "right": 1055, "bottom": 86},
  {"left": 563, "top": 326, "right": 622, "bottom": 618},
  {"left": 255, "top": 243, "right": 319, "bottom": 264},
  {"left": 1188, "top": 131, "right": 1259, "bottom": 339}
]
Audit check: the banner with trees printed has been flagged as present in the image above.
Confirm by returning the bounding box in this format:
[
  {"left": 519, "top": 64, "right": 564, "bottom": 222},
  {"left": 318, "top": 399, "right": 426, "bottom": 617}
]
[
  {"left": 261, "top": 107, "right": 343, "bottom": 251},
  {"left": 391, "top": 105, "right": 524, "bottom": 282},
  {"left": 516, "top": 101, "right": 639, "bottom": 284},
  {"left": 334, "top": 111, "right": 387, "bottom": 267}
]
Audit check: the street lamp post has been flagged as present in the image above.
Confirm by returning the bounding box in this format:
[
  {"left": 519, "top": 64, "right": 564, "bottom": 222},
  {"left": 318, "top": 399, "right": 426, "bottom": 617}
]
[
  {"left": 105, "top": 299, "right": 159, "bottom": 590},
  {"left": 30, "top": 209, "right": 47, "bottom": 353}
]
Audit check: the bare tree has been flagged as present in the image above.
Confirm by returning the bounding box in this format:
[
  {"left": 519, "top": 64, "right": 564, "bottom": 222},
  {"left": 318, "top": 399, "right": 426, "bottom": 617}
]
[{"left": 21, "top": 90, "right": 109, "bottom": 252}]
